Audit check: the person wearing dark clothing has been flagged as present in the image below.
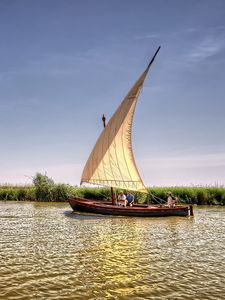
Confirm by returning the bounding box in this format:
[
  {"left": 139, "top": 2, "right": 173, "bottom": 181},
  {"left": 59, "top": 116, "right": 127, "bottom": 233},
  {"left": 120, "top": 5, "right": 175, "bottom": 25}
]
[{"left": 127, "top": 192, "right": 135, "bottom": 206}]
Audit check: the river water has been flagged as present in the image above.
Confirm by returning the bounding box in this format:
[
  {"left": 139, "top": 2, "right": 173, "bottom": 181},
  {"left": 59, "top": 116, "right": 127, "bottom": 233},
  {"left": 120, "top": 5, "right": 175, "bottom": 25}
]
[{"left": 0, "top": 202, "right": 225, "bottom": 300}]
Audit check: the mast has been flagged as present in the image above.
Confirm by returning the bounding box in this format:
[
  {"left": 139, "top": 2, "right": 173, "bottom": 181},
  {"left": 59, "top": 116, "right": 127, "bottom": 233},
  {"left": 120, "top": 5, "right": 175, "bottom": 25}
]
[
  {"left": 146, "top": 46, "right": 161, "bottom": 71},
  {"left": 102, "top": 114, "right": 116, "bottom": 204}
]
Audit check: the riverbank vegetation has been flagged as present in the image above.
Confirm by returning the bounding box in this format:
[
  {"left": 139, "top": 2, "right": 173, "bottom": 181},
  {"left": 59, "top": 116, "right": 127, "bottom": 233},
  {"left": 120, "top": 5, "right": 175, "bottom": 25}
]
[{"left": 0, "top": 173, "right": 225, "bottom": 205}]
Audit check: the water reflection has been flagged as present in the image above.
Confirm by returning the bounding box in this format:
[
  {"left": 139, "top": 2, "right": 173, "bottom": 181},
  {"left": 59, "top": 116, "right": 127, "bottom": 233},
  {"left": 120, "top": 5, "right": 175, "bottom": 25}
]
[{"left": 0, "top": 202, "right": 225, "bottom": 299}]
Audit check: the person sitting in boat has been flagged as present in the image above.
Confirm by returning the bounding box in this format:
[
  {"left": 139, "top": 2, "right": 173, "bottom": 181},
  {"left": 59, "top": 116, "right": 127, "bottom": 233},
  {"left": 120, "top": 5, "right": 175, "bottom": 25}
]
[
  {"left": 167, "top": 192, "right": 176, "bottom": 208},
  {"left": 118, "top": 192, "right": 127, "bottom": 206},
  {"left": 126, "top": 192, "right": 135, "bottom": 206}
]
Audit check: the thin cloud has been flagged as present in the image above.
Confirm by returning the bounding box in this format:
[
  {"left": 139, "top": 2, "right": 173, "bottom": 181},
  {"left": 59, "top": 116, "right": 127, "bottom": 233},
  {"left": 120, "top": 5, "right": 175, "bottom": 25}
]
[
  {"left": 140, "top": 152, "right": 225, "bottom": 169},
  {"left": 186, "top": 33, "right": 225, "bottom": 64},
  {"left": 0, "top": 163, "right": 83, "bottom": 185},
  {"left": 139, "top": 152, "right": 225, "bottom": 186},
  {"left": 189, "top": 42, "right": 223, "bottom": 62},
  {"left": 185, "top": 27, "right": 199, "bottom": 34},
  {"left": 134, "top": 33, "right": 160, "bottom": 40}
]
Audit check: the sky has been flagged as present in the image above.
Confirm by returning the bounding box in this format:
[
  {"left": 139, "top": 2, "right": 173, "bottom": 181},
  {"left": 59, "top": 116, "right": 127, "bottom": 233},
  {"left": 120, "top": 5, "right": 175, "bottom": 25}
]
[{"left": 0, "top": 0, "right": 225, "bottom": 187}]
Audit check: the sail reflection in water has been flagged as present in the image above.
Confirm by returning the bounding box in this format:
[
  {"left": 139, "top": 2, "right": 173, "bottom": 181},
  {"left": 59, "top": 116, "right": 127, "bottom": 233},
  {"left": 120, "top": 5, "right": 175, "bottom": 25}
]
[{"left": 1, "top": 202, "right": 225, "bottom": 299}]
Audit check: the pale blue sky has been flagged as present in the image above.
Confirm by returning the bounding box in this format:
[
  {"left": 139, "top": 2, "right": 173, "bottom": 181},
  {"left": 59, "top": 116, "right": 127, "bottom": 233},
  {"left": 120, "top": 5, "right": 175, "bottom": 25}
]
[{"left": 0, "top": 0, "right": 225, "bottom": 186}]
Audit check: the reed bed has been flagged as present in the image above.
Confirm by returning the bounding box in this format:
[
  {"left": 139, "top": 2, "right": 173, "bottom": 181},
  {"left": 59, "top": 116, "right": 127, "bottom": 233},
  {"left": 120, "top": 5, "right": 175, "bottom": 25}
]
[
  {"left": 0, "top": 180, "right": 225, "bottom": 205},
  {"left": 148, "top": 186, "right": 225, "bottom": 205}
]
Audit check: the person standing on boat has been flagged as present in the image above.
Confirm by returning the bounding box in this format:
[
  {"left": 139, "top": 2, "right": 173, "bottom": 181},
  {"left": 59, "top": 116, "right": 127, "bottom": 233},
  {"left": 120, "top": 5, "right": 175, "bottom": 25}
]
[
  {"left": 126, "top": 192, "right": 135, "bottom": 206},
  {"left": 167, "top": 192, "right": 176, "bottom": 208},
  {"left": 118, "top": 192, "right": 127, "bottom": 207}
]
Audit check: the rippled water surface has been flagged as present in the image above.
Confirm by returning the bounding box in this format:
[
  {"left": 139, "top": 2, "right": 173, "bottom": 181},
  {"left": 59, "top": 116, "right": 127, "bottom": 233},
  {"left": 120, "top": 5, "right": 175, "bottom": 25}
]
[{"left": 0, "top": 202, "right": 225, "bottom": 300}]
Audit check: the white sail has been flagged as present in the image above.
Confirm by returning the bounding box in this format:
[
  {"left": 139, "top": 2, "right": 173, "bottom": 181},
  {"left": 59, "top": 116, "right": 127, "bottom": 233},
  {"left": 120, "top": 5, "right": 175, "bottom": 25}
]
[{"left": 81, "top": 47, "right": 160, "bottom": 192}]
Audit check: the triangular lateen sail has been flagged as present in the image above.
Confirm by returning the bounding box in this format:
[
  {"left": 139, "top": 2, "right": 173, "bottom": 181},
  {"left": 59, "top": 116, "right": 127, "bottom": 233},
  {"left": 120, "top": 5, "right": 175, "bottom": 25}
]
[{"left": 81, "top": 47, "right": 160, "bottom": 192}]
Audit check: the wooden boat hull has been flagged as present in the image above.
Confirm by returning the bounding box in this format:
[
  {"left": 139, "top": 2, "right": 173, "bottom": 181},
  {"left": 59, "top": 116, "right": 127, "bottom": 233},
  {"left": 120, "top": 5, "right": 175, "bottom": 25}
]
[{"left": 69, "top": 197, "right": 190, "bottom": 217}]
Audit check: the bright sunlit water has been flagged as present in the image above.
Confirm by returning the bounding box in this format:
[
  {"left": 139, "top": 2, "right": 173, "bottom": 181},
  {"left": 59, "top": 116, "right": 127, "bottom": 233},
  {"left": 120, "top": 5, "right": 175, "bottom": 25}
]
[{"left": 0, "top": 202, "right": 225, "bottom": 300}]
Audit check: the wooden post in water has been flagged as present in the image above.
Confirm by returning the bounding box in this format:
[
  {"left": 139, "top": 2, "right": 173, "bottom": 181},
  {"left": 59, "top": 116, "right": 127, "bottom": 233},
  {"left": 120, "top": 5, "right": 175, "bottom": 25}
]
[
  {"left": 102, "top": 114, "right": 116, "bottom": 206},
  {"left": 189, "top": 205, "right": 194, "bottom": 216}
]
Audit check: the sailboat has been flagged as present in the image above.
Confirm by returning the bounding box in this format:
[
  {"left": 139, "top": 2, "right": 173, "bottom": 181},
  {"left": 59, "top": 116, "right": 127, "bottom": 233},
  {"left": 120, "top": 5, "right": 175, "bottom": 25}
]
[{"left": 69, "top": 47, "right": 193, "bottom": 217}]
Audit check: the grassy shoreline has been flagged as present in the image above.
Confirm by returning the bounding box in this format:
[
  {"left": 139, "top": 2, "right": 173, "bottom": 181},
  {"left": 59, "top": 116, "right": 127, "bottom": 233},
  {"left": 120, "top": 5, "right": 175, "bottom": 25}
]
[{"left": 1, "top": 184, "right": 225, "bottom": 205}]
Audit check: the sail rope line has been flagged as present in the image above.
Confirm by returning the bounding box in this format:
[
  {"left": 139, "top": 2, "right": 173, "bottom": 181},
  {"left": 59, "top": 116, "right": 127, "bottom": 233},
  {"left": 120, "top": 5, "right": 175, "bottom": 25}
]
[
  {"left": 131, "top": 70, "right": 152, "bottom": 191},
  {"left": 150, "top": 193, "right": 166, "bottom": 204},
  {"left": 120, "top": 76, "right": 146, "bottom": 191},
  {"left": 98, "top": 105, "right": 131, "bottom": 191},
  {"left": 121, "top": 96, "right": 138, "bottom": 190},
  {"left": 95, "top": 125, "right": 118, "bottom": 186},
  {"left": 119, "top": 87, "right": 141, "bottom": 191},
  {"left": 123, "top": 86, "right": 145, "bottom": 190},
  {"left": 87, "top": 127, "right": 101, "bottom": 186},
  {"left": 99, "top": 116, "right": 110, "bottom": 186},
  {"left": 124, "top": 123, "right": 137, "bottom": 190},
  {"left": 95, "top": 131, "right": 103, "bottom": 185},
  {"left": 114, "top": 110, "right": 129, "bottom": 190},
  {"left": 126, "top": 87, "right": 145, "bottom": 191},
  {"left": 102, "top": 114, "right": 120, "bottom": 188},
  {"left": 107, "top": 106, "right": 127, "bottom": 190},
  {"left": 100, "top": 132, "right": 109, "bottom": 188},
  {"left": 104, "top": 145, "right": 123, "bottom": 189},
  {"left": 95, "top": 119, "right": 113, "bottom": 186},
  {"left": 107, "top": 114, "right": 122, "bottom": 190},
  {"left": 102, "top": 110, "right": 121, "bottom": 189},
  {"left": 105, "top": 92, "right": 133, "bottom": 190},
  {"left": 149, "top": 193, "right": 186, "bottom": 205},
  {"left": 111, "top": 137, "right": 123, "bottom": 189},
  {"left": 120, "top": 94, "right": 137, "bottom": 190},
  {"left": 108, "top": 89, "right": 138, "bottom": 191},
  {"left": 108, "top": 67, "right": 149, "bottom": 191}
]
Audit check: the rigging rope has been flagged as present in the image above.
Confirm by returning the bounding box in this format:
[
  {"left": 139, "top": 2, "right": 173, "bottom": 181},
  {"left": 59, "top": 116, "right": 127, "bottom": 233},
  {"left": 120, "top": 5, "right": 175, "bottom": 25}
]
[
  {"left": 150, "top": 193, "right": 187, "bottom": 205},
  {"left": 150, "top": 193, "right": 166, "bottom": 204}
]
